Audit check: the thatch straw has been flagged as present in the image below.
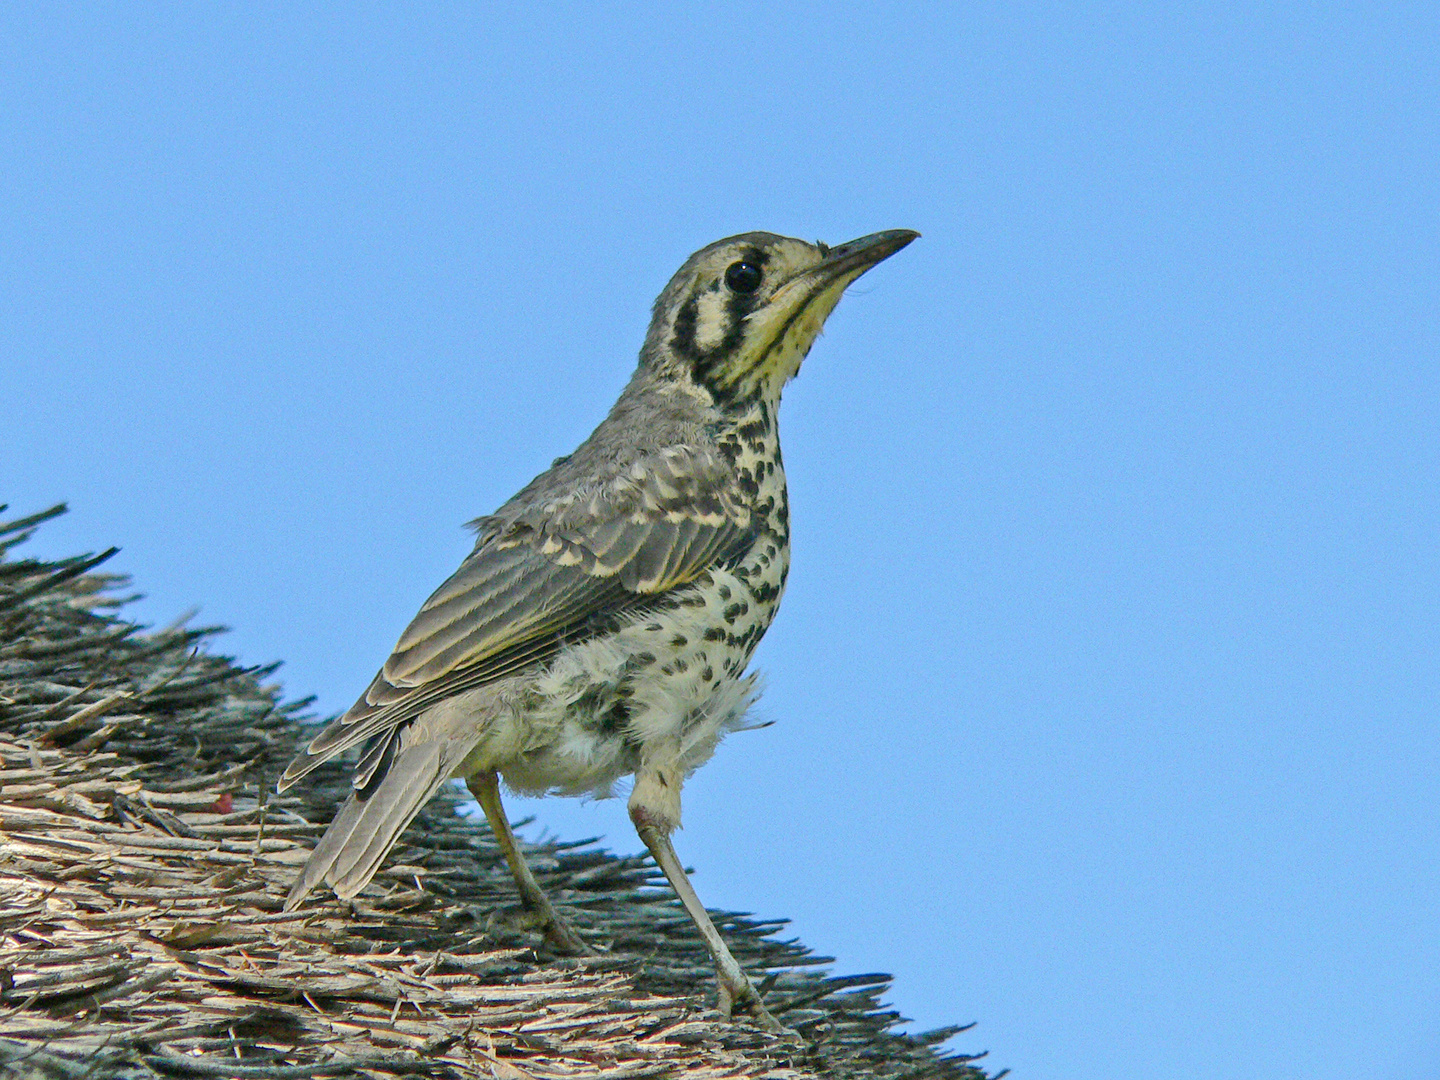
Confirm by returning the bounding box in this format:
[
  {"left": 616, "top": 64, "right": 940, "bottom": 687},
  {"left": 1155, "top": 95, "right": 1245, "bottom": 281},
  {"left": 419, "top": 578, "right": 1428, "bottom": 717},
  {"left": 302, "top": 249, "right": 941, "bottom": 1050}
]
[{"left": 0, "top": 504, "right": 997, "bottom": 1079}]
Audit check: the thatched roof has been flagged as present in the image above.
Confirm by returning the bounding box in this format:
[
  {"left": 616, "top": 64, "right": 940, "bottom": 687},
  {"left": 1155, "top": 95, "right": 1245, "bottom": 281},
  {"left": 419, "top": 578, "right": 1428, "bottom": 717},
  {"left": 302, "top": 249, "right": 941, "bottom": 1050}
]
[{"left": 0, "top": 505, "right": 997, "bottom": 1079}]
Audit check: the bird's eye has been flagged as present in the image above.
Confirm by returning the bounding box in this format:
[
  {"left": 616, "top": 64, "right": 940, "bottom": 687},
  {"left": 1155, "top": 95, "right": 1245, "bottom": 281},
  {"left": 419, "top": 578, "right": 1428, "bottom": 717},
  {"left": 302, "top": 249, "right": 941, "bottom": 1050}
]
[{"left": 724, "top": 261, "right": 763, "bottom": 293}]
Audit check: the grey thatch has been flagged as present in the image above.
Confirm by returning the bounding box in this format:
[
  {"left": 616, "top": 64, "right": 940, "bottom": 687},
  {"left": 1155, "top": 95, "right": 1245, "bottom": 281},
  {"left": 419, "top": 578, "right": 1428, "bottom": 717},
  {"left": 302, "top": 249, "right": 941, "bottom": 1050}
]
[{"left": 0, "top": 505, "right": 997, "bottom": 1080}]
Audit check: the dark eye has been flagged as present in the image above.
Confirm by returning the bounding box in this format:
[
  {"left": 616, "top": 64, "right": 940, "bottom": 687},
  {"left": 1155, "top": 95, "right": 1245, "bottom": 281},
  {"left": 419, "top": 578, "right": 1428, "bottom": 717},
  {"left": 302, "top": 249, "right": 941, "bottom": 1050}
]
[{"left": 724, "top": 261, "right": 763, "bottom": 293}]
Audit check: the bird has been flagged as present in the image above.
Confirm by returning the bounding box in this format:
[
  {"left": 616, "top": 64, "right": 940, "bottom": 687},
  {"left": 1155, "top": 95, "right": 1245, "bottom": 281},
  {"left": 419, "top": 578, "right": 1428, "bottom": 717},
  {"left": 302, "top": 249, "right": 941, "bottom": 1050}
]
[{"left": 279, "top": 228, "right": 919, "bottom": 1032}]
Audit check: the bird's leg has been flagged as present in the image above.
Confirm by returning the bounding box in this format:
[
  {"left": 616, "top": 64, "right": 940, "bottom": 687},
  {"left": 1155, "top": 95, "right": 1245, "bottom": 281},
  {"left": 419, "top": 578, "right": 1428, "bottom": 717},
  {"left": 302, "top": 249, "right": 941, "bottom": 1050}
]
[
  {"left": 628, "top": 767, "right": 785, "bottom": 1034},
  {"left": 467, "top": 771, "right": 593, "bottom": 956}
]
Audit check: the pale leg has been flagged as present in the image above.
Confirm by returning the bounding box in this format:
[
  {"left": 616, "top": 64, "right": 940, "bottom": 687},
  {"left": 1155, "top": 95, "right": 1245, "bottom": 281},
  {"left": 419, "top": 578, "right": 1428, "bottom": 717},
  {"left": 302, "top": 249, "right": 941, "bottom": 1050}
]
[
  {"left": 467, "top": 771, "right": 593, "bottom": 956},
  {"left": 629, "top": 781, "right": 785, "bottom": 1033}
]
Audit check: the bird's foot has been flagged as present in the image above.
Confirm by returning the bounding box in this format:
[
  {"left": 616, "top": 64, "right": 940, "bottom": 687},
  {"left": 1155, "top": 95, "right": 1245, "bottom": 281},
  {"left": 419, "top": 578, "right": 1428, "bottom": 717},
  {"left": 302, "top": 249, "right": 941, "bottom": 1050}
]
[
  {"left": 539, "top": 911, "right": 596, "bottom": 957},
  {"left": 719, "top": 978, "right": 792, "bottom": 1036},
  {"left": 517, "top": 899, "right": 595, "bottom": 957}
]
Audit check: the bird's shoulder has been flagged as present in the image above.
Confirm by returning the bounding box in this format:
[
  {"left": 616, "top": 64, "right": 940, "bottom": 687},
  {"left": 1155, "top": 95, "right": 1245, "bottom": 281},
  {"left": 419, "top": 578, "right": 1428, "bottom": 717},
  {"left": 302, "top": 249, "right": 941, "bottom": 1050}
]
[{"left": 471, "top": 382, "right": 753, "bottom": 554}]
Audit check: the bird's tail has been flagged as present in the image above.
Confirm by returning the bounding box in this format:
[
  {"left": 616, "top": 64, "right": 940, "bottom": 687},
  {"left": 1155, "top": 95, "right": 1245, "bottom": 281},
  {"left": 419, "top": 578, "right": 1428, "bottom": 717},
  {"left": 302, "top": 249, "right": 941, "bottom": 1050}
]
[{"left": 284, "top": 725, "right": 477, "bottom": 911}]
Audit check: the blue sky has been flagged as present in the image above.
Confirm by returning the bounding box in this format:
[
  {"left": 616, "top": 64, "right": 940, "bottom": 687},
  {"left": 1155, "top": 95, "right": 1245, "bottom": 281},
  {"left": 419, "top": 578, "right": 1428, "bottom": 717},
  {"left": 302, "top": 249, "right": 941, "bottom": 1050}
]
[{"left": 5, "top": 5, "right": 1437, "bottom": 1077}]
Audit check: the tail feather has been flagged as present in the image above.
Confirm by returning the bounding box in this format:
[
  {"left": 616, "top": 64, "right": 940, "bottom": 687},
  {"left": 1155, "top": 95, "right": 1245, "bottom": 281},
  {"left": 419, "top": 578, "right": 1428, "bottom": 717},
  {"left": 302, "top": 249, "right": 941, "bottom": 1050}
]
[{"left": 285, "top": 724, "right": 479, "bottom": 911}]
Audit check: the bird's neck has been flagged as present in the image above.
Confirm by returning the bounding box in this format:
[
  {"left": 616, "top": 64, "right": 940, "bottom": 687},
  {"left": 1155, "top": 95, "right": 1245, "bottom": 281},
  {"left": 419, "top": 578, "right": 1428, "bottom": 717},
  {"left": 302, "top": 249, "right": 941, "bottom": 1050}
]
[{"left": 713, "top": 394, "right": 789, "bottom": 540}]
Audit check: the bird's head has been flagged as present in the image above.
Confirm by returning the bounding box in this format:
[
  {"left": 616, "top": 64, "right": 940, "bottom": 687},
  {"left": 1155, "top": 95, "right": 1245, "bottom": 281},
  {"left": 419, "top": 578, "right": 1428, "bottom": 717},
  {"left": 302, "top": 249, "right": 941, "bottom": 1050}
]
[{"left": 642, "top": 229, "right": 919, "bottom": 406}]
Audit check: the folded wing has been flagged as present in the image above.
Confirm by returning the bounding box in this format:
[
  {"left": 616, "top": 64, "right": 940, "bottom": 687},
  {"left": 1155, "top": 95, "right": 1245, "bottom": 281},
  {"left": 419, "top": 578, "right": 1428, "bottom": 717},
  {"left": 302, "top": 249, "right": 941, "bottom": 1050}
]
[{"left": 277, "top": 449, "right": 754, "bottom": 793}]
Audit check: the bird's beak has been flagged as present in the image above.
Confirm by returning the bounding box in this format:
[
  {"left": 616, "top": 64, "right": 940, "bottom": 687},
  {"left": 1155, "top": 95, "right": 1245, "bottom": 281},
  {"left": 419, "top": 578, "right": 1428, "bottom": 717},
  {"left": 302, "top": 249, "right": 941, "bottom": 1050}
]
[
  {"left": 814, "top": 229, "right": 921, "bottom": 286},
  {"left": 765, "top": 229, "right": 919, "bottom": 324}
]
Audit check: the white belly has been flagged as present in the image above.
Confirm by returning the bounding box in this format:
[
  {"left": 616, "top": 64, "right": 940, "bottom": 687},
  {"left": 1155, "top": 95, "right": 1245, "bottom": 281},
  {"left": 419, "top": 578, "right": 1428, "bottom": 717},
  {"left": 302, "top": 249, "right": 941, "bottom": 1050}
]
[{"left": 457, "top": 563, "right": 774, "bottom": 800}]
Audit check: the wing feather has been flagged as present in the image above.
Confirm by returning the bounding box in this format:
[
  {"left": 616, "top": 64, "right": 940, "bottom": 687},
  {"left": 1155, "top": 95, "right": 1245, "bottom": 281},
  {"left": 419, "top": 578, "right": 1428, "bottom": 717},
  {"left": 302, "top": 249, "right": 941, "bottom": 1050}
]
[{"left": 278, "top": 449, "right": 755, "bottom": 792}]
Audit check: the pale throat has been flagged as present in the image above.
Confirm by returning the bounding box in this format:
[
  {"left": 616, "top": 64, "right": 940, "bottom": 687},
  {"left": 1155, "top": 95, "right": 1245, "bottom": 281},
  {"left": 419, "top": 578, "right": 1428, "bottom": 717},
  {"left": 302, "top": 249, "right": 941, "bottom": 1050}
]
[{"left": 736, "top": 277, "right": 854, "bottom": 399}]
